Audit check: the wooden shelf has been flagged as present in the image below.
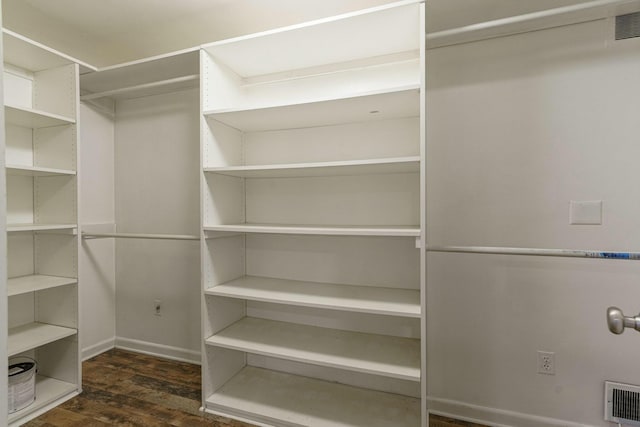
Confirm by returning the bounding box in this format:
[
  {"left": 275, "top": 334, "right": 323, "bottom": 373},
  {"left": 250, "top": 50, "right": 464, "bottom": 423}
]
[
  {"left": 207, "top": 317, "right": 420, "bottom": 381},
  {"left": 204, "top": 223, "right": 420, "bottom": 237},
  {"left": 204, "top": 88, "right": 419, "bottom": 132},
  {"left": 8, "top": 322, "right": 77, "bottom": 356},
  {"left": 6, "top": 165, "right": 76, "bottom": 177},
  {"left": 5, "top": 105, "right": 75, "bottom": 129},
  {"left": 3, "top": 29, "right": 95, "bottom": 74},
  {"left": 7, "top": 224, "right": 77, "bottom": 232},
  {"left": 8, "top": 275, "right": 77, "bottom": 297},
  {"left": 201, "top": 0, "right": 421, "bottom": 78},
  {"left": 206, "top": 366, "right": 420, "bottom": 427},
  {"left": 8, "top": 375, "right": 78, "bottom": 425},
  {"left": 204, "top": 156, "right": 420, "bottom": 178},
  {"left": 207, "top": 276, "right": 420, "bottom": 318}
]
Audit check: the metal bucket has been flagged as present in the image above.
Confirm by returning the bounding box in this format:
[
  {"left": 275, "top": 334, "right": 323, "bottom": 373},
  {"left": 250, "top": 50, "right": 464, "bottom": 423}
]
[{"left": 8, "top": 357, "right": 36, "bottom": 413}]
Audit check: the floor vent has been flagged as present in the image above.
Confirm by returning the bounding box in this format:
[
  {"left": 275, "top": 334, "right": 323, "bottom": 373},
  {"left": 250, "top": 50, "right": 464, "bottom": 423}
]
[
  {"left": 606, "top": 381, "right": 640, "bottom": 426},
  {"left": 616, "top": 12, "right": 640, "bottom": 40}
]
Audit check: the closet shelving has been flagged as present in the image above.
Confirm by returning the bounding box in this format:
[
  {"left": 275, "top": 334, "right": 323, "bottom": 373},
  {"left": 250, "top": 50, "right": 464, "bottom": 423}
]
[
  {"left": 3, "top": 29, "right": 85, "bottom": 426},
  {"left": 5, "top": 105, "right": 75, "bottom": 128},
  {"left": 6, "top": 165, "right": 76, "bottom": 177},
  {"left": 204, "top": 224, "right": 420, "bottom": 237},
  {"left": 205, "top": 316, "right": 421, "bottom": 380},
  {"left": 201, "top": 0, "right": 425, "bottom": 425},
  {"left": 80, "top": 48, "right": 199, "bottom": 101},
  {"left": 206, "top": 275, "right": 421, "bottom": 317},
  {"left": 203, "top": 156, "right": 421, "bottom": 178}
]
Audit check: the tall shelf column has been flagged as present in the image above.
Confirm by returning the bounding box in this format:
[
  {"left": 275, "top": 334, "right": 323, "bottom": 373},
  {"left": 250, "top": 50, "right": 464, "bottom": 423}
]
[
  {"left": 200, "top": 1, "right": 426, "bottom": 425},
  {"left": 3, "top": 29, "right": 91, "bottom": 426}
]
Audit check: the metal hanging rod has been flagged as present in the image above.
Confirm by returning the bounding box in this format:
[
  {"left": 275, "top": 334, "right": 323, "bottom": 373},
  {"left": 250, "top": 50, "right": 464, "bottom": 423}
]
[
  {"left": 82, "top": 232, "right": 199, "bottom": 241},
  {"left": 427, "top": 245, "right": 640, "bottom": 260}
]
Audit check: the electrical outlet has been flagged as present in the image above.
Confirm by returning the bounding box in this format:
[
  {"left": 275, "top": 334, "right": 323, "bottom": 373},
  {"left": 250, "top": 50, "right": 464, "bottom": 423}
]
[
  {"left": 154, "top": 299, "right": 162, "bottom": 316},
  {"left": 537, "top": 351, "right": 555, "bottom": 375}
]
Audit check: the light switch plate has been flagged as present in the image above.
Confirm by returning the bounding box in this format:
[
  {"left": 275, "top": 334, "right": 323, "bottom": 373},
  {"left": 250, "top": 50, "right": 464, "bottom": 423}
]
[{"left": 570, "top": 200, "right": 602, "bottom": 225}]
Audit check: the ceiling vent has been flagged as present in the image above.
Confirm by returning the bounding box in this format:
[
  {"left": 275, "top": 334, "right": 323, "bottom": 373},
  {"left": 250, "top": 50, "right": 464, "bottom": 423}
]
[
  {"left": 605, "top": 381, "right": 640, "bottom": 426},
  {"left": 616, "top": 12, "right": 640, "bottom": 40}
]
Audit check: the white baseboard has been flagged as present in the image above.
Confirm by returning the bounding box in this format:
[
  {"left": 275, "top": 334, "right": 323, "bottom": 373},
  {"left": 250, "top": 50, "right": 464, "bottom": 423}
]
[
  {"left": 82, "top": 337, "right": 116, "bottom": 361},
  {"left": 115, "top": 337, "right": 200, "bottom": 364},
  {"left": 428, "top": 397, "right": 596, "bottom": 427}
]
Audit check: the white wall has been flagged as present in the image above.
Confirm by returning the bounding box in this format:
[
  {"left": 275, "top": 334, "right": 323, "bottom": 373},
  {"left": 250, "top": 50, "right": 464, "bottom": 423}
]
[
  {"left": 427, "top": 18, "right": 640, "bottom": 426},
  {"left": 79, "top": 101, "right": 116, "bottom": 360},
  {"left": 114, "top": 89, "right": 200, "bottom": 362}
]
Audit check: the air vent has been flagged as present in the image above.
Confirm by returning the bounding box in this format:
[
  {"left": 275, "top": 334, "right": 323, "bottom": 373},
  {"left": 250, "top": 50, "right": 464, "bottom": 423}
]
[
  {"left": 605, "top": 381, "right": 640, "bottom": 426},
  {"left": 616, "top": 12, "right": 640, "bottom": 40}
]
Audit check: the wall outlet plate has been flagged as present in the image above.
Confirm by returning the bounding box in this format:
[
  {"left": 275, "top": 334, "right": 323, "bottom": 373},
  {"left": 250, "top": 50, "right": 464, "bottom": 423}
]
[{"left": 537, "top": 351, "right": 555, "bottom": 375}]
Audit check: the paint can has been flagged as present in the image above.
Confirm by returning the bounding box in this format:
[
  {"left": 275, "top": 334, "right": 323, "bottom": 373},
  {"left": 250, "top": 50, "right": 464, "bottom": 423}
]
[{"left": 8, "top": 357, "right": 36, "bottom": 413}]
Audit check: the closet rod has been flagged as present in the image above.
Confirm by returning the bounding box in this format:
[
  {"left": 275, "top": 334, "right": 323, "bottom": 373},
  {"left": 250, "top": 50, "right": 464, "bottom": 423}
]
[
  {"left": 80, "top": 74, "right": 199, "bottom": 101},
  {"left": 427, "top": 245, "right": 640, "bottom": 260},
  {"left": 426, "top": 0, "right": 640, "bottom": 48},
  {"left": 82, "top": 232, "right": 199, "bottom": 241}
]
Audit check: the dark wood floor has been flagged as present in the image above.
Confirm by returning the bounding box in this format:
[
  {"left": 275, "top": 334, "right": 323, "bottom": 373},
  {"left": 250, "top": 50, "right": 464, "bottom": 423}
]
[{"left": 25, "top": 349, "right": 486, "bottom": 427}]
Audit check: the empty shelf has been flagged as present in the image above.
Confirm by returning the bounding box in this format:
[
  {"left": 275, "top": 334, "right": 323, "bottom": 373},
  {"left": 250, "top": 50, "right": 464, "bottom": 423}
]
[
  {"left": 7, "top": 224, "right": 77, "bottom": 232},
  {"left": 80, "top": 48, "right": 199, "bottom": 98},
  {"left": 204, "top": 156, "right": 420, "bottom": 178},
  {"left": 9, "top": 322, "right": 77, "bottom": 356},
  {"left": 205, "top": 366, "right": 420, "bottom": 427},
  {"left": 204, "top": 223, "right": 420, "bottom": 237},
  {"left": 204, "top": 88, "right": 419, "bottom": 132},
  {"left": 5, "top": 105, "right": 75, "bottom": 128},
  {"left": 3, "top": 28, "right": 95, "bottom": 74},
  {"left": 6, "top": 165, "right": 76, "bottom": 177},
  {"left": 8, "top": 275, "right": 77, "bottom": 297},
  {"left": 207, "top": 317, "right": 420, "bottom": 381},
  {"left": 207, "top": 276, "right": 420, "bottom": 318},
  {"left": 201, "top": 1, "right": 421, "bottom": 78},
  {"left": 8, "top": 375, "right": 78, "bottom": 425}
]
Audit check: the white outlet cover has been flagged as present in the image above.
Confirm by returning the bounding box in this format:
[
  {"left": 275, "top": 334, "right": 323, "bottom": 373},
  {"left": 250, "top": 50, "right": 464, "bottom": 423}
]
[
  {"left": 570, "top": 200, "right": 602, "bottom": 225},
  {"left": 537, "top": 351, "right": 555, "bottom": 375}
]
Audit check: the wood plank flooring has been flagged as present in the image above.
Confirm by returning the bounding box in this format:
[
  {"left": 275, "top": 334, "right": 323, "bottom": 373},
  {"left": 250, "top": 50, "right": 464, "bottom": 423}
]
[{"left": 24, "top": 349, "right": 486, "bottom": 427}]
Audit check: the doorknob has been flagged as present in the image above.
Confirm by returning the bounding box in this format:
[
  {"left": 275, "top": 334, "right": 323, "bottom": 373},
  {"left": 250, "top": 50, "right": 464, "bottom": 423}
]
[{"left": 607, "top": 307, "right": 640, "bottom": 334}]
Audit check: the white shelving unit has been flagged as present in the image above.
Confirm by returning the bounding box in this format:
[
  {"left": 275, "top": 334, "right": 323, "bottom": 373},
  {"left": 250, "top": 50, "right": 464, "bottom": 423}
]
[
  {"left": 206, "top": 275, "right": 421, "bottom": 317},
  {"left": 5, "top": 105, "right": 75, "bottom": 128},
  {"left": 200, "top": 1, "right": 426, "bottom": 425},
  {"left": 206, "top": 317, "right": 420, "bottom": 381},
  {"left": 6, "top": 165, "right": 76, "bottom": 177},
  {"left": 204, "top": 88, "right": 420, "bottom": 132},
  {"left": 8, "top": 275, "right": 77, "bottom": 297},
  {"left": 206, "top": 367, "right": 421, "bottom": 427},
  {"left": 80, "top": 48, "right": 199, "bottom": 101},
  {"left": 8, "top": 323, "right": 77, "bottom": 357},
  {"left": 204, "top": 156, "right": 420, "bottom": 178},
  {"left": 204, "top": 224, "right": 421, "bottom": 237},
  {"left": 3, "top": 30, "right": 82, "bottom": 426},
  {"left": 7, "top": 224, "right": 77, "bottom": 232}
]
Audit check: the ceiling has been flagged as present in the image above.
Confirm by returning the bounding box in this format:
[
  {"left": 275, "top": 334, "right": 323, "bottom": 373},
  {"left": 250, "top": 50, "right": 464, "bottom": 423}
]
[{"left": 2, "top": 0, "right": 599, "bottom": 67}]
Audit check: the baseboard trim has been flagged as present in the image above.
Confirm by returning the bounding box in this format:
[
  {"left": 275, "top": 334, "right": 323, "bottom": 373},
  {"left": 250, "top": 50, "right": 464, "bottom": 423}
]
[
  {"left": 82, "top": 337, "right": 116, "bottom": 361},
  {"left": 428, "top": 397, "right": 596, "bottom": 427},
  {"left": 115, "top": 337, "right": 200, "bottom": 364}
]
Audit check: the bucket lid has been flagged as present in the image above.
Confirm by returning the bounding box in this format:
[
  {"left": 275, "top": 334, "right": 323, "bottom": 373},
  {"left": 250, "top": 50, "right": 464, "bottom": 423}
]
[{"left": 8, "top": 361, "right": 35, "bottom": 377}]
